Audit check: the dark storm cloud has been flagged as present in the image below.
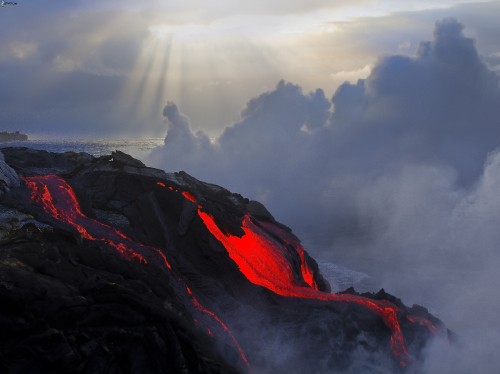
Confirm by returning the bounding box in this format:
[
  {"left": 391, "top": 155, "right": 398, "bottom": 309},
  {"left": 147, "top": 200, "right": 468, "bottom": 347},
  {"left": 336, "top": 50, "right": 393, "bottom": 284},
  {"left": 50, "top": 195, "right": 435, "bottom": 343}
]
[
  {"left": 149, "top": 19, "right": 500, "bottom": 371},
  {"left": 0, "top": 59, "right": 130, "bottom": 135},
  {"left": 0, "top": 8, "right": 154, "bottom": 136},
  {"left": 332, "top": 18, "right": 500, "bottom": 185}
]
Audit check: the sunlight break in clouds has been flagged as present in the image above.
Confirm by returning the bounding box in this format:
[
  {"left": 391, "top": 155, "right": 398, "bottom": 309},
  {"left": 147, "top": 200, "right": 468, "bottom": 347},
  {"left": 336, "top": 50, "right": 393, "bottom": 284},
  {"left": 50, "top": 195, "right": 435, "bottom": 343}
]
[{"left": 1, "top": 1, "right": 499, "bottom": 136}]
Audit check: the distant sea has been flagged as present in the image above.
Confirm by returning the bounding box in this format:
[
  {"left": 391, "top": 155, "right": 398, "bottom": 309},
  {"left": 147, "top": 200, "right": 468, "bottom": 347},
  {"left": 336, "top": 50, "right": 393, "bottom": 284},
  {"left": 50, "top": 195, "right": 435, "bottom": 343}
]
[{"left": 0, "top": 138, "right": 164, "bottom": 163}]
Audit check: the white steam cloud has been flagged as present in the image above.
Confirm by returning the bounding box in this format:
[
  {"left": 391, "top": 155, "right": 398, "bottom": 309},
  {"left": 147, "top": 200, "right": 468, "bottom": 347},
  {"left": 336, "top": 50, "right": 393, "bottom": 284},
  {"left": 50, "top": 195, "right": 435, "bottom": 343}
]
[{"left": 148, "top": 19, "right": 500, "bottom": 372}]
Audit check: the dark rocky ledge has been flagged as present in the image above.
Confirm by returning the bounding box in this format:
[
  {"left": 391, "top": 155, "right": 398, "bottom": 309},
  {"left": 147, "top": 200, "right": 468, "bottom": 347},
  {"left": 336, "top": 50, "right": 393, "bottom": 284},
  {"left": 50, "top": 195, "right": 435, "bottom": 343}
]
[{"left": 0, "top": 147, "right": 449, "bottom": 373}]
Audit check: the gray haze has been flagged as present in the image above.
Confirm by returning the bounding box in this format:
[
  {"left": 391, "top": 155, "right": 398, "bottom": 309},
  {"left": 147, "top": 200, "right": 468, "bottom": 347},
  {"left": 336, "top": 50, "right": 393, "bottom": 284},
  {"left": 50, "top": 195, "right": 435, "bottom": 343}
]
[{"left": 149, "top": 19, "right": 500, "bottom": 372}]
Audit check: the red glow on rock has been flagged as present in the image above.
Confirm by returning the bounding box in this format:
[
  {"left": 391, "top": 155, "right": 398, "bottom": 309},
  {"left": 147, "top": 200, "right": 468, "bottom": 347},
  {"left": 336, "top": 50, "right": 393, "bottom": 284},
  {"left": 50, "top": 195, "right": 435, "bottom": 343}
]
[
  {"left": 23, "top": 175, "right": 152, "bottom": 264},
  {"left": 23, "top": 175, "right": 249, "bottom": 370},
  {"left": 296, "top": 244, "right": 318, "bottom": 289},
  {"left": 198, "top": 211, "right": 418, "bottom": 366},
  {"left": 183, "top": 286, "right": 250, "bottom": 367},
  {"left": 258, "top": 221, "right": 319, "bottom": 290},
  {"left": 407, "top": 315, "right": 439, "bottom": 335},
  {"left": 190, "top": 291, "right": 250, "bottom": 368},
  {"left": 182, "top": 191, "right": 197, "bottom": 203},
  {"left": 156, "top": 181, "right": 195, "bottom": 203}
]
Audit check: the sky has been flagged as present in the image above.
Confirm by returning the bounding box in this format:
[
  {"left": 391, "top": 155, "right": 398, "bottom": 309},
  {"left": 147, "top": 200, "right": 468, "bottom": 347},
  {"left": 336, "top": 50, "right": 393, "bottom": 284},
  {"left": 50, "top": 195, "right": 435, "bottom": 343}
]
[
  {"left": 2, "top": 1, "right": 500, "bottom": 372},
  {"left": 0, "top": 0, "right": 499, "bottom": 137}
]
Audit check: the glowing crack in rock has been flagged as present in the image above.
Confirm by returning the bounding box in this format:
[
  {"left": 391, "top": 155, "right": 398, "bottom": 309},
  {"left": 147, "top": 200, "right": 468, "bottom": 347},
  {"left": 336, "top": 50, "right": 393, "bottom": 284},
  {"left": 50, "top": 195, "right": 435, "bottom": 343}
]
[{"left": 22, "top": 175, "right": 249, "bottom": 370}]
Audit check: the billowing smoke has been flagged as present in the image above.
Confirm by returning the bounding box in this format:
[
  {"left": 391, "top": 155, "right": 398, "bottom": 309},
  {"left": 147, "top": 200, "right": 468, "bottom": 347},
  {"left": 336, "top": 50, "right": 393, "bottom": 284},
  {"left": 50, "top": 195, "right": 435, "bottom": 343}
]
[{"left": 148, "top": 19, "right": 500, "bottom": 371}]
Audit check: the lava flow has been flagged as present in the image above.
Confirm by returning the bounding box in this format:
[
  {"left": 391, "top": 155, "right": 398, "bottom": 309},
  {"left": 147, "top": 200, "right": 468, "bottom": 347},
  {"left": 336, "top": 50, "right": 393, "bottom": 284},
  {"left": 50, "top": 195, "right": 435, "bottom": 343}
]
[
  {"left": 154, "top": 180, "right": 438, "bottom": 366},
  {"left": 22, "top": 175, "right": 249, "bottom": 370},
  {"left": 197, "top": 209, "right": 438, "bottom": 367}
]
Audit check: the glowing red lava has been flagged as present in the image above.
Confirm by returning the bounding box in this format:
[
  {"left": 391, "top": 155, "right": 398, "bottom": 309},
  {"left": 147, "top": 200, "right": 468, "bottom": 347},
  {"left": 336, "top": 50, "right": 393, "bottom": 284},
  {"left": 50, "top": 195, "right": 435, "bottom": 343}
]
[
  {"left": 182, "top": 191, "right": 197, "bottom": 203},
  {"left": 197, "top": 210, "right": 439, "bottom": 366},
  {"left": 22, "top": 175, "right": 249, "bottom": 370},
  {"left": 258, "top": 220, "right": 319, "bottom": 290},
  {"left": 186, "top": 286, "right": 249, "bottom": 366},
  {"left": 152, "top": 179, "right": 439, "bottom": 366},
  {"left": 23, "top": 176, "right": 149, "bottom": 264}
]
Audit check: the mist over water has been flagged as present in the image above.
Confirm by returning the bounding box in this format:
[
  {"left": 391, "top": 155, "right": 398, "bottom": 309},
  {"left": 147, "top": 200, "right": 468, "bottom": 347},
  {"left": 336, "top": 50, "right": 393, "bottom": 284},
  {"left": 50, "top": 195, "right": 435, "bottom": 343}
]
[
  {"left": 147, "top": 19, "right": 500, "bottom": 372},
  {"left": 0, "top": 138, "right": 164, "bottom": 160}
]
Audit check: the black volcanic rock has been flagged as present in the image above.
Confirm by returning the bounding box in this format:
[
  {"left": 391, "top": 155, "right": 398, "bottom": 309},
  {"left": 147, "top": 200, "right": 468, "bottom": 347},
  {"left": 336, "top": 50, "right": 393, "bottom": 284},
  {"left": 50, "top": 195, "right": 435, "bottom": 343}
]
[
  {"left": 0, "top": 147, "right": 448, "bottom": 373},
  {"left": 0, "top": 228, "right": 239, "bottom": 374}
]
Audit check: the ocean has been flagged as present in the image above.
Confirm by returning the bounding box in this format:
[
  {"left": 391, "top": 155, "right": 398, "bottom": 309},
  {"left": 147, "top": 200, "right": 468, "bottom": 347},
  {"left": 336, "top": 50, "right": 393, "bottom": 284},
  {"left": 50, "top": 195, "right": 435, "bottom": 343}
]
[{"left": 0, "top": 138, "right": 164, "bottom": 163}]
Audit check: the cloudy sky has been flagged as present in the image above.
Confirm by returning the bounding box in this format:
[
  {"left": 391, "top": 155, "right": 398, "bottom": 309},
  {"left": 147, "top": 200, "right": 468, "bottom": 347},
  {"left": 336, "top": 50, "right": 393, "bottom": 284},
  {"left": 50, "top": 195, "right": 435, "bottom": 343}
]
[
  {"left": 1, "top": 0, "right": 499, "bottom": 137},
  {"left": 3, "top": 1, "right": 500, "bottom": 371}
]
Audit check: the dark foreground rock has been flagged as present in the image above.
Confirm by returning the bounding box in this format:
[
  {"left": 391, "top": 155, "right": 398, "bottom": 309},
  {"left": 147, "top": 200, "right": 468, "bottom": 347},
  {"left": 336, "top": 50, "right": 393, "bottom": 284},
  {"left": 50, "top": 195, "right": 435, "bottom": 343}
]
[{"left": 0, "top": 148, "right": 449, "bottom": 373}]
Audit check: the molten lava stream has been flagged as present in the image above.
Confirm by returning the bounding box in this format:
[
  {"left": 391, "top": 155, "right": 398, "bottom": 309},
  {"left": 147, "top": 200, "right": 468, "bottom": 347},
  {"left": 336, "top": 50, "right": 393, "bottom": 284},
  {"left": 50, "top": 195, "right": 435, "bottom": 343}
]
[
  {"left": 22, "top": 175, "right": 250, "bottom": 370},
  {"left": 158, "top": 180, "right": 439, "bottom": 366},
  {"left": 197, "top": 210, "right": 439, "bottom": 367},
  {"left": 257, "top": 220, "right": 319, "bottom": 290}
]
